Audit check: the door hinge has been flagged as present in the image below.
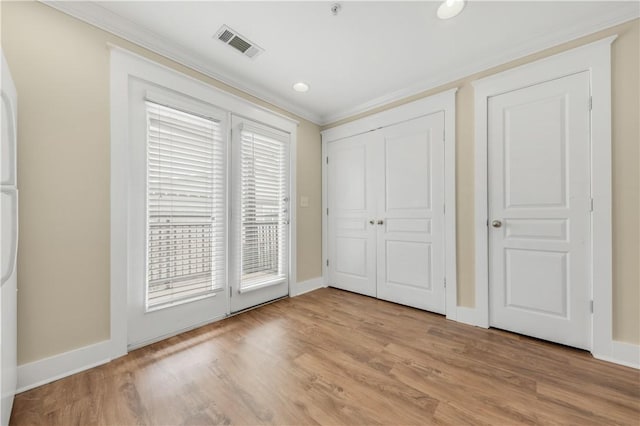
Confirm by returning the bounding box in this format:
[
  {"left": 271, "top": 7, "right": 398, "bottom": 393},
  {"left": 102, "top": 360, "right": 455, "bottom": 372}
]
[
  {"left": 443, "top": 204, "right": 446, "bottom": 214},
  {"left": 326, "top": 208, "right": 329, "bottom": 216},
  {"left": 589, "top": 96, "right": 593, "bottom": 111},
  {"left": 326, "top": 259, "right": 329, "bottom": 267},
  {"left": 589, "top": 197, "right": 594, "bottom": 212},
  {"left": 229, "top": 286, "right": 232, "bottom": 298},
  {"left": 326, "top": 157, "right": 329, "bottom": 165},
  {"left": 444, "top": 278, "right": 447, "bottom": 288},
  {"left": 590, "top": 300, "right": 594, "bottom": 313}
]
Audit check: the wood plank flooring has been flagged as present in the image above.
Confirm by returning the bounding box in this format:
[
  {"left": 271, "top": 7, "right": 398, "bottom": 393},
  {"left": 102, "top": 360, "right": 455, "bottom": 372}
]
[{"left": 11, "top": 288, "right": 640, "bottom": 425}]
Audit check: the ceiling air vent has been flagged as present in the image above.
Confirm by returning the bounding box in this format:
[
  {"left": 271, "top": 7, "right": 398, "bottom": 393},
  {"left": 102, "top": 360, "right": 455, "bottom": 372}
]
[{"left": 215, "top": 25, "right": 264, "bottom": 59}]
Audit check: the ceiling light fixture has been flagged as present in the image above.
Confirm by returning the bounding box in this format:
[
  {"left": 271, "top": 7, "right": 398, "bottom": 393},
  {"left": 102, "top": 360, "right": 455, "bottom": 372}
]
[
  {"left": 437, "top": 0, "right": 465, "bottom": 20},
  {"left": 293, "top": 82, "right": 310, "bottom": 93}
]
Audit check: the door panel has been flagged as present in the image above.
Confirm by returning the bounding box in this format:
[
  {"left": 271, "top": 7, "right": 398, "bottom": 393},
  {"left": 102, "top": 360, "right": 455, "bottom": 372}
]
[
  {"left": 488, "top": 72, "right": 591, "bottom": 349},
  {"left": 327, "top": 134, "right": 377, "bottom": 297},
  {"left": 376, "top": 113, "right": 445, "bottom": 313}
]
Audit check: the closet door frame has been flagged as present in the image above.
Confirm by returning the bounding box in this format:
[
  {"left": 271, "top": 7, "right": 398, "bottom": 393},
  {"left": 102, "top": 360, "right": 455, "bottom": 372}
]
[{"left": 321, "top": 88, "right": 458, "bottom": 320}]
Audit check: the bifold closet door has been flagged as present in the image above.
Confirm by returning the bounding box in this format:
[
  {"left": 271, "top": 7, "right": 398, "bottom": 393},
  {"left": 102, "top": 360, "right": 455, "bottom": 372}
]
[
  {"left": 327, "top": 112, "right": 446, "bottom": 313},
  {"left": 376, "top": 112, "right": 446, "bottom": 313},
  {"left": 327, "top": 132, "right": 378, "bottom": 297}
]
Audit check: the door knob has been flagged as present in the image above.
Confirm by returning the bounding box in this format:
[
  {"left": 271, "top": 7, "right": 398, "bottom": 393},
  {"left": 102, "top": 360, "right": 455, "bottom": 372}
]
[
  {"left": 377, "top": 220, "right": 384, "bottom": 225},
  {"left": 369, "top": 219, "right": 375, "bottom": 225},
  {"left": 492, "top": 220, "right": 502, "bottom": 228}
]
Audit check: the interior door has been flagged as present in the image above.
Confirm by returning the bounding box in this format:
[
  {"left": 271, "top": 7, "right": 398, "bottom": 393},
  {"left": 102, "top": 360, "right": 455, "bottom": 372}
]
[
  {"left": 376, "top": 113, "right": 446, "bottom": 313},
  {"left": 488, "top": 71, "right": 592, "bottom": 350},
  {"left": 230, "top": 116, "right": 290, "bottom": 312},
  {"left": 327, "top": 132, "right": 377, "bottom": 297}
]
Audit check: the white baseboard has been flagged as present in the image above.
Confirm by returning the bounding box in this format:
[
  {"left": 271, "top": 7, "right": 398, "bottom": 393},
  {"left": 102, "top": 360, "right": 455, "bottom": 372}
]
[
  {"left": 455, "top": 306, "right": 489, "bottom": 328},
  {"left": 293, "top": 277, "right": 326, "bottom": 297},
  {"left": 16, "top": 293, "right": 636, "bottom": 397},
  {"left": 594, "top": 341, "right": 640, "bottom": 369},
  {"left": 16, "top": 280, "right": 325, "bottom": 394},
  {"left": 17, "top": 339, "right": 113, "bottom": 393}
]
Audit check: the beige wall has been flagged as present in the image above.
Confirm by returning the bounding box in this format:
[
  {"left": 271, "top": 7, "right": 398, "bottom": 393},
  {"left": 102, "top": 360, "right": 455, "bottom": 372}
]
[
  {"left": 1, "top": 1, "right": 322, "bottom": 364},
  {"left": 324, "top": 19, "right": 640, "bottom": 345}
]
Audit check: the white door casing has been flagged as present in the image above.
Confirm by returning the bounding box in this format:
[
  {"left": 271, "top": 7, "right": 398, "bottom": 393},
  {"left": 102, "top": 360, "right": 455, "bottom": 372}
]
[
  {"left": 472, "top": 36, "right": 616, "bottom": 361},
  {"left": 488, "top": 72, "right": 591, "bottom": 349},
  {"left": 376, "top": 113, "right": 446, "bottom": 313},
  {"left": 112, "top": 48, "right": 298, "bottom": 354},
  {"left": 327, "top": 112, "right": 446, "bottom": 313},
  {"left": 327, "top": 132, "right": 377, "bottom": 297}
]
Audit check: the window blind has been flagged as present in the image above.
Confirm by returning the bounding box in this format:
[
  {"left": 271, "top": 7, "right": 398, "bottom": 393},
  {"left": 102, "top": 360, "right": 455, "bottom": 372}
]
[
  {"left": 238, "top": 124, "right": 290, "bottom": 292},
  {"left": 146, "top": 101, "right": 225, "bottom": 309}
]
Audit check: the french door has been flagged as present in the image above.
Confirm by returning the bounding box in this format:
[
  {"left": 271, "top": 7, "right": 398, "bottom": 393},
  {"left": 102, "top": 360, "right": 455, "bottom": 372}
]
[
  {"left": 327, "top": 112, "right": 446, "bottom": 313},
  {"left": 488, "top": 72, "right": 592, "bottom": 349},
  {"left": 127, "top": 84, "right": 228, "bottom": 348},
  {"left": 127, "top": 84, "right": 291, "bottom": 348},
  {"left": 229, "top": 116, "right": 290, "bottom": 313}
]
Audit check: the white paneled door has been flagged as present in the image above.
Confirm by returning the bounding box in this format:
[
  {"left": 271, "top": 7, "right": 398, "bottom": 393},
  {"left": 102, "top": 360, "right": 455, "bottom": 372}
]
[
  {"left": 328, "top": 112, "right": 446, "bottom": 313},
  {"left": 327, "top": 132, "right": 377, "bottom": 297},
  {"left": 488, "top": 72, "right": 592, "bottom": 349},
  {"left": 376, "top": 113, "right": 445, "bottom": 313}
]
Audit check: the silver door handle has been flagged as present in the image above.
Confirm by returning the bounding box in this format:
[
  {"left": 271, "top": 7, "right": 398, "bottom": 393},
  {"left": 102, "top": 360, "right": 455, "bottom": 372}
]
[
  {"left": 377, "top": 220, "right": 384, "bottom": 225},
  {"left": 492, "top": 220, "right": 502, "bottom": 228}
]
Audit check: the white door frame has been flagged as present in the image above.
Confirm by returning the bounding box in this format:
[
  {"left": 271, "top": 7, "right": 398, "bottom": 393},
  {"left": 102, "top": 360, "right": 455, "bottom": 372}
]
[
  {"left": 471, "top": 36, "right": 616, "bottom": 358},
  {"left": 321, "top": 89, "right": 458, "bottom": 320},
  {"left": 110, "top": 46, "right": 298, "bottom": 358}
]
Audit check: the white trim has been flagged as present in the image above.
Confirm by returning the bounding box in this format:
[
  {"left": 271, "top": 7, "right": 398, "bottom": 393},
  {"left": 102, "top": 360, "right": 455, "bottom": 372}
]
[
  {"left": 293, "top": 277, "right": 326, "bottom": 297},
  {"left": 41, "top": 1, "right": 638, "bottom": 126},
  {"left": 318, "top": 10, "right": 638, "bottom": 125},
  {"left": 594, "top": 341, "right": 640, "bottom": 370},
  {"left": 16, "top": 340, "right": 112, "bottom": 394},
  {"left": 321, "top": 90, "right": 458, "bottom": 319},
  {"left": 41, "top": 1, "right": 320, "bottom": 125},
  {"left": 110, "top": 46, "right": 298, "bottom": 357},
  {"left": 472, "top": 37, "right": 616, "bottom": 359}
]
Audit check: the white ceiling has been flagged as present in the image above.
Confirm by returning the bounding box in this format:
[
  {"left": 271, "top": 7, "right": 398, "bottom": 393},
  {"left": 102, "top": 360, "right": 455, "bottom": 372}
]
[{"left": 50, "top": 1, "right": 639, "bottom": 124}]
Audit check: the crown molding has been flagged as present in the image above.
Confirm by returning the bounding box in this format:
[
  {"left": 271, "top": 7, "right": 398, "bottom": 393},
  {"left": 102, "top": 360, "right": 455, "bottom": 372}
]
[
  {"left": 40, "top": 0, "right": 323, "bottom": 125},
  {"left": 318, "top": 7, "right": 639, "bottom": 126},
  {"left": 41, "top": 1, "right": 638, "bottom": 127}
]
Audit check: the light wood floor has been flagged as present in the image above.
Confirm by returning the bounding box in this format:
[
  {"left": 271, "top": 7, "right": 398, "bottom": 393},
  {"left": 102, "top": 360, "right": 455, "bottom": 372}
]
[{"left": 11, "top": 288, "right": 640, "bottom": 425}]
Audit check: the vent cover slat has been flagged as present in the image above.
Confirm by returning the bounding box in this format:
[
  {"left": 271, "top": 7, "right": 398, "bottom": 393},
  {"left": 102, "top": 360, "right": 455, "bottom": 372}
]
[
  {"left": 228, "top": 35, "right": 251, "bottom": 53},
  {"left": 218, "top": 29, "right": 234, "bottom": 42}
]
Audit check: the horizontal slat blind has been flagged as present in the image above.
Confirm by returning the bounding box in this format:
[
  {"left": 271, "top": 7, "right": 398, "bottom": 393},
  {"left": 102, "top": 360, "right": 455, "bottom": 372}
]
[
  {"left": 146, "top": 101, "right": 225, "bottom": 309},
  {"left": 239, "top": 124, "right": 290, "bottom": 291}
]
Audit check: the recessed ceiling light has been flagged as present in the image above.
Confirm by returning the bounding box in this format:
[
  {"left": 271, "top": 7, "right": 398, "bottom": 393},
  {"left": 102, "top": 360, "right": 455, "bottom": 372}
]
[
  {"left": 437, "top": 0, "right": 465, "bottom": 20},
  {"left": 293, "top": 82, "right": 310, "bottom": 93}
]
